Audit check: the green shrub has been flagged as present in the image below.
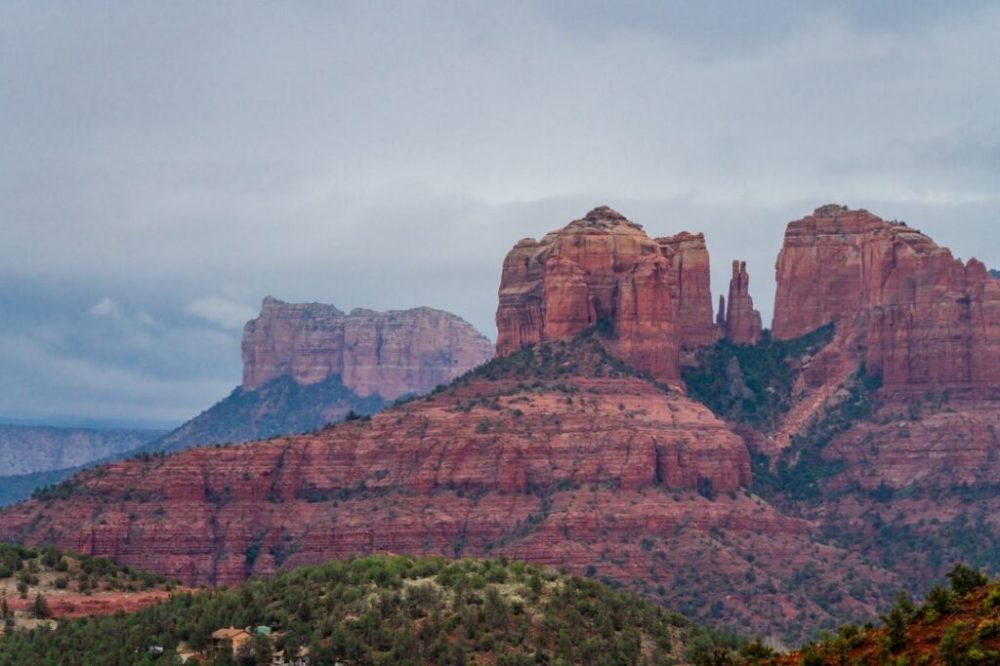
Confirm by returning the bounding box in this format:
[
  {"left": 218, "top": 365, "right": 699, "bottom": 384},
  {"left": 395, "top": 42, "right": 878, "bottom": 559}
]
[{"left": 948, "top": 564, "right": 989, "bottom": 596}]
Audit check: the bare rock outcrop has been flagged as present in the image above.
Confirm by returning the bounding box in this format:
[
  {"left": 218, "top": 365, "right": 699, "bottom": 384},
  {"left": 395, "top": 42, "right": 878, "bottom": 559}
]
[
  {"left": 723, "top": 260, "right": 763, "bottom": 345},
  {"left": 657, "top": 232, "right": 721, "bottom": 349},
  {"left": 242, "top": 298, "right": 494, "bottom": 400},
  {"left": 772, "top": 205, "right": 1000, "bottom": 396},
  {"left": 495, "top": 208, "right": 726, "bottom": 381}
]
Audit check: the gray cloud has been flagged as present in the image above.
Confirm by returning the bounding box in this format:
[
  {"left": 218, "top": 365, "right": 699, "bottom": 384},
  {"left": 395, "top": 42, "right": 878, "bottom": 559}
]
[{"left": 1, "top": 1, "right": 998, "bottom": 426}]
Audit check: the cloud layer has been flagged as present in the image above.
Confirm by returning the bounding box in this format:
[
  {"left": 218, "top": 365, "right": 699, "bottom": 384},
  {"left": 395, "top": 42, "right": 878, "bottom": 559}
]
[{"left": 1, "top": 1, "right": 998, "bottom": 426}]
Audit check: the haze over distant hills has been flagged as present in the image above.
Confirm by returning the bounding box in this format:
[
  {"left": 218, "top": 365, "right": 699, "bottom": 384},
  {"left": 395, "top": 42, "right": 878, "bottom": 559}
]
[
  {"left": 0, "top": 425, "right": 165, "bottom": 506},
  {"left": 140, "top": 298, "right": 494, "bottom": 455},
  {"left": 0, "top": 300, "right": 492, "bottom": 505}
]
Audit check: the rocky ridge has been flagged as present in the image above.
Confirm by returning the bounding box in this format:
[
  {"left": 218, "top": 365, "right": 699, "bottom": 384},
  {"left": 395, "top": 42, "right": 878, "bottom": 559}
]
[
  {"left": 731, "top": 205, "right": 1000, "bottom": 599},
  {"left": 0, "top": 336, "right": 892, "bottom": 643},
  {"left": 0, "top": 425, "right": 164, "bottom": 478}
]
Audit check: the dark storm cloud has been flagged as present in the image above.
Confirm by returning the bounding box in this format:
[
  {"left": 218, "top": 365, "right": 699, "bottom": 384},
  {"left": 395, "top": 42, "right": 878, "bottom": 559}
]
[{"left": 1, "top": 1, "right": 997, "bottom": 425}]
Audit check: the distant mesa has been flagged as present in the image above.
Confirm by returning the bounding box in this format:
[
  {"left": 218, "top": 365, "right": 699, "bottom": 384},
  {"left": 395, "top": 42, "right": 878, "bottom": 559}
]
[
  {"left": 0, "top": 424, "right": 164, "bottom": 478},
  {"left": 143, "top": 299, "right": 494, "bottom": 455},
  {"left": 243, "top": 297, "right": 494, "bottom": 399}
]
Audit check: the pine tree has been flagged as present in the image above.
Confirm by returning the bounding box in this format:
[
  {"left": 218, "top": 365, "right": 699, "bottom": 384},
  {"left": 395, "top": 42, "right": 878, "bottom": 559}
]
[{"left": 31, "top": 593, "right": 50, "bottom": 620}]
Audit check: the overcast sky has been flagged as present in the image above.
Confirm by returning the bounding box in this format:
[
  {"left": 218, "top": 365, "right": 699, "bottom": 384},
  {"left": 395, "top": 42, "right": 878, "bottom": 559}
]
[{"left": 2, "top": 1, "right": 998, "bottom": 428}]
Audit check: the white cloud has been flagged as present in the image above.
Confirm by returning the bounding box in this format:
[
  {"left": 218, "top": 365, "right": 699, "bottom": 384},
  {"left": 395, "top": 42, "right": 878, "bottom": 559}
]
[
  {"left": 186, "top": 297, "right": 257, "bottom": 331},
  {"left": 1, "top": 1, "right": 999, "bottom": 424},
  {"left": 87, "top": 297, "right": 123, "bottom": 318}
]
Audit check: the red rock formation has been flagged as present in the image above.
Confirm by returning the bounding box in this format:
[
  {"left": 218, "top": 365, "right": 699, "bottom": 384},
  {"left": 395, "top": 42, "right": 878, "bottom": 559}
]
[
  {"left": 242, "top": 298, "right": 494, "bottom": 400},
  {"left": 657, "top": 232, "right": 721, "bottom": 349},
  {"left": 724, "top": 261, "right": 763, "bottom": 345},
  {"left": 496, "top": 207, "right": 682, "bottom": 382},
  {"left": 0, "top": 340, "right": 893, "bottom": 639},
  {"left": 495, "top": 208, "right": 725, "bottom": 381},
  {"left": 772, "top": 205, "right": 1000, "bottom": 396}
]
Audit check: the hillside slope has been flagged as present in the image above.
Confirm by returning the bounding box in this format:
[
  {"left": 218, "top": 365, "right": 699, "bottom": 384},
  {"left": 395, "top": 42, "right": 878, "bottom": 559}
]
[
  {"left": 0, "top": 554, "right": 735, "bottom": 665},
  {"left": 0, "top": 335, "right": 898, "bottom": 643},
  {"left": 770, "top": 565, "right": 1000, "bottom": 666}
]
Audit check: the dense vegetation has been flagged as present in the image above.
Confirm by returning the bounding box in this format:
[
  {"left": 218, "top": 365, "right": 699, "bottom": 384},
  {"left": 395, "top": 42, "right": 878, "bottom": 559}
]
[
  {"left": 683, "top": 324, "right": 836, "bottom": 431},
  {"left": 753, "top": 564, "right": 1000, "bottom": 666},
  {"left": 753, "top": 365, "right": 882, "bottom": 502},
  {"left": 0, "top": 542, "right": 170, "bottom": 596},
  {"left": 0, "top": 555, "right": 739, "bottom": 665}
]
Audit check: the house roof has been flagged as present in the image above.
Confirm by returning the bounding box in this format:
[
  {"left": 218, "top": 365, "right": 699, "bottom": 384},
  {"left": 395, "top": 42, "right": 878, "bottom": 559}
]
[{"left": 211, "top": 627, "right": 251, "bottom": 640}]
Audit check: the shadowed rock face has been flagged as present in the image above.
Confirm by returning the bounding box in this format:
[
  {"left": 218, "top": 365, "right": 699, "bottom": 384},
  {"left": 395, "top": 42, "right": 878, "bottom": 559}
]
[
  {"left": 773, "top": 205, "right": 1000, "bottom": 397},
  {"left": 242, "top": 298, "right": 494, "bottom": 400}
]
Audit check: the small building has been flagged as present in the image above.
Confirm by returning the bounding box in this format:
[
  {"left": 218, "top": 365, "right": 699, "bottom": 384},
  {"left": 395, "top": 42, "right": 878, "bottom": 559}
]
[{"left": 211, "top": 626, "right": 252, "bottom": 657}]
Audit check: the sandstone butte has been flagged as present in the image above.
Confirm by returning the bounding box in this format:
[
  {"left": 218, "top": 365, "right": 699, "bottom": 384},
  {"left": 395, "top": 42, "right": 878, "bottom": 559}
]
[
  {"left": 758, "top": 205, "right": 1000, "bottom": 594},
  {"left": 495, "top": 206, "right": 757, "bottom": 383},
  {"left": 4, "top": 205, "right": 1000, "bottom": 642},
  {"left": 242, "top": 297, "right": 495, "bottom": 400},
  {"left": 772, "top": 204, "right": 1000, "bottom": 398}
]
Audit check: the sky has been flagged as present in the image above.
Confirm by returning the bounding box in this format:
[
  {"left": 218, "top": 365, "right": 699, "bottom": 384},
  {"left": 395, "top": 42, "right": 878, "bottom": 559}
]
[{"left": 1, "top": 1, "right": 998, "bottom": 428}]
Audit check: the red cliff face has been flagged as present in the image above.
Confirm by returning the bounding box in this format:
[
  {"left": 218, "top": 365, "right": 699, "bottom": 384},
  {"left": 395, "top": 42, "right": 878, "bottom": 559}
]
[
  {"left": 0, "top": 339, "right": 891, "bottom": 640},
  {"left": 772, "top": 205, "right": 1000, "bottom": 396},
  {"left": 723, "top": 261, "right": 763, "bottom": 346},
  {"left": 242, "top": 298, "right": 494, "bottom": 400},
  {"left": 495, "top": 208, "right": 724, "bottom": 382},
  {"left": 657, "top": 232, "right": 721, "bottom": 349},
  {"left": 496, "top": 207, "right": 681, "bottom": 382}
]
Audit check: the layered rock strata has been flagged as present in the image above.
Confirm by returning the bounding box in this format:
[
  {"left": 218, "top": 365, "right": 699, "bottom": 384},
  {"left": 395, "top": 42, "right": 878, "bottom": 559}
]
[
  {"left": 495, "top": 207, "right": 681, "bottom": 382},
  {"left": 772, "top": 205, "right": 1000, "bottom": 396},
  {"left": 657, "top": 232, "right": 721, "bottom": 348},
  {"left": 0, "top": 339, "right": 892, "bottom": 641},
  {"left": 243, "top": 298, "right": 494, "bottom": 399},
  {"left": 496, "top": 207, "right": 727, "bottom": 382}
]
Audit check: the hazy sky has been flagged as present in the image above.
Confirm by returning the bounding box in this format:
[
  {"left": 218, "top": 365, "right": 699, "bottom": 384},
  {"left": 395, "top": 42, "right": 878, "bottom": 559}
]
[{"left": 2, "top": 1, "right": 998, "bottom": 427}]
